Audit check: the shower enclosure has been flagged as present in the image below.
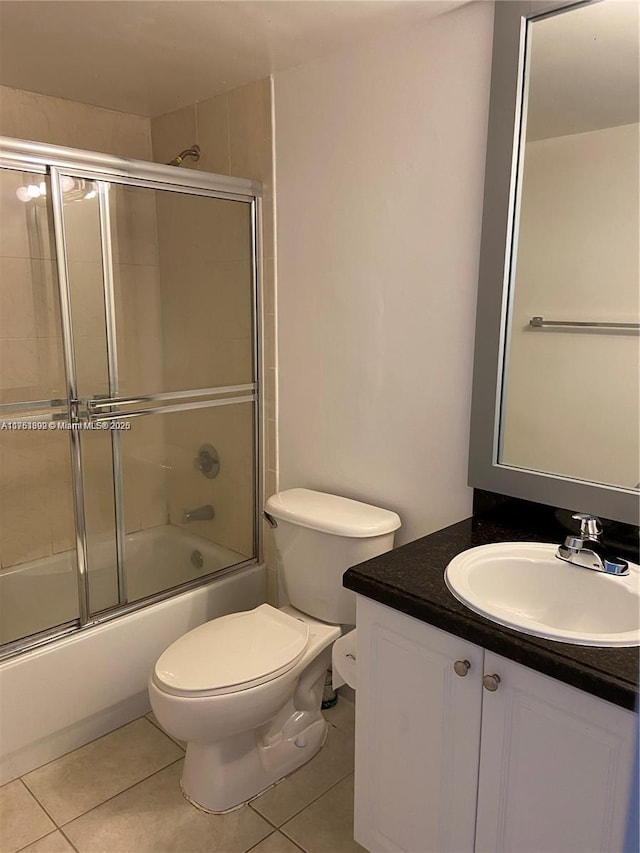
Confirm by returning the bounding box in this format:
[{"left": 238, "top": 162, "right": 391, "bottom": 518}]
[{"left": 0, "top": 137, "right": 261, "bottom": 658}]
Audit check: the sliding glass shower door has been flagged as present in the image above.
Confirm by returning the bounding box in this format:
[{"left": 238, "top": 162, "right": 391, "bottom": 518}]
[
  {"left": 55, "top": 172, "right": 258, "bottom": 618},
  {"left": 0, "top": 139, "right": 260, "bottom": 653}
]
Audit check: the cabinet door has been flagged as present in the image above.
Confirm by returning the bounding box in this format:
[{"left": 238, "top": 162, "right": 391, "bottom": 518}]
[
  {"left": 354, "top": 597, "right": 484, "bottom": 853},
  {"left": 475, "top": 651, "right": 636, "bottom": 853}
]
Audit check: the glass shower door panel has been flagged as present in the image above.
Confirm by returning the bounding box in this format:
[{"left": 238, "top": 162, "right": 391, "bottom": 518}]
[
  {"left": 120, "top": 402, "right": 256, "bottom": 603},
  {"left": 59, "top": 175, "right": 119, "bottom": 614},
  {"left": 109, "top": 184, "right": 255, "bottom": 397},
  {"left": 0, "top": 427, "right": 79, "bottom": 645},
  {"left": 0, "top": 169, "right": 65, "bottom": 404},
  {"left": 0, "top": 168, "right": 79, "bottom": 645},
  {"left": 61, "top": 179, "right": 110, "bottom": 400},
  {"left": 79, "top": 429, "right": 120, "bottom": 614}
]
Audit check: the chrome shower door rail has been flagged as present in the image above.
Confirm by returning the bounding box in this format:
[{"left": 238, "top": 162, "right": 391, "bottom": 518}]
[
  {"left": 87, "top": 385, "right": 257, "bottom": 411},
  {"left": 0, "top": 136, "right": 261, "bottom": 198},
  {"left": 87, "top": 392, "right": 257, "bottom": 423},
  {"left": 49, "top": 166, "right": 92, "bottom": 625},
  {"left": 97, "top": 180, "right": 127, "bottom": 606}
]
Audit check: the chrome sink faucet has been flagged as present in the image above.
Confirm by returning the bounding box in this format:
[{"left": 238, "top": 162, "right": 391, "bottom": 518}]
[{"left": 556, "top": 513, "right": 629, "bottom": 576}]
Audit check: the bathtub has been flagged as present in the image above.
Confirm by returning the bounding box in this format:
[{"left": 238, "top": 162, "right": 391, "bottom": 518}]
[
  {"left": 0, "top": 524, "right": 251, "bottom": 645},
  {"left": 0, "top": 527, "right": 266, "bottom": 784}
]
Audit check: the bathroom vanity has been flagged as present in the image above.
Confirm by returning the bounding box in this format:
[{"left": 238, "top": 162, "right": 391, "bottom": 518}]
[
  {"left": 343, "top": 508, "right": 639, "bottom": 853},
  {"left": 348, "top": 1, "right": 640, "bottom": 847}
]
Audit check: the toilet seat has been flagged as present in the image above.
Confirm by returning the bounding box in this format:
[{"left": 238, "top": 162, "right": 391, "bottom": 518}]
[{"left": 153, "top": 604, "right": 310, "bottom": 698}]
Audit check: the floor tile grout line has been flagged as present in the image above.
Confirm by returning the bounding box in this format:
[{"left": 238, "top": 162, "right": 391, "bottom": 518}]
[
  {"left": 243, "top": 829, "right": 308, "bottom": 853},
  {"left": 46, "top": 756, "right": 186, "bottom": 830},
  {"left": 144, "top": 711, "right": 186, "bottom": 750},
  {"left": 279, "top": 822, "right": 315, "bottom": 851},
  {"left": 243, "top": 827, "right": 277, "bottom": 853},
  {"left": 12, "top": 825, "right": 82, "bottom": 853},
  {"left": 281, "top": 769, "right": 355, "bottom": 830},
  {"left": 280, "top": 809, "right": 358, "bottom": 853},
  {"left": 247, "top": 802, "right": 281, "bottom": 831},
  {"left": 16, "top": 776, "right": 59, "bottom": 832},
  {"left": 279, "top": 833, "right": 308, "bottom": 853},
  {"left": 12, "top": 829, "right": 55, "bottom": 853},
  {"left": 250, "top": 766, "right": 355, "bottom": 830},
  {"left": 58, "top": 825, "right": 82, "bottom": 853},
  {"left": 12, "top": 829, "right": 52, "bottom": 853}
]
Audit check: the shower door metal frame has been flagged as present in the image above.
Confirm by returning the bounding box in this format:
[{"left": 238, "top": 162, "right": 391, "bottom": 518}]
[{"left": 0, "top": 137, "right": 263, "bottom": 658}]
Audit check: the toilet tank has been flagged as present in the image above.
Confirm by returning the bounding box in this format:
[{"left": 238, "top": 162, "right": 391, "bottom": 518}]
[{"left": 264, "top": 489, "right": 401, "bottom": 625}]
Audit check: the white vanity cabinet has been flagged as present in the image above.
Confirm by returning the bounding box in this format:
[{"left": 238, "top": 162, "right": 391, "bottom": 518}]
[{"left": 354, "top": 596, "right": 637, "bottom": 853}]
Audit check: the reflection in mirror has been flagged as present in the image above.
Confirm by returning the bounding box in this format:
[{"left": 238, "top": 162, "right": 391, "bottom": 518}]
[{"left": 499, "top": 0, "right": 639, "bottom": 490}]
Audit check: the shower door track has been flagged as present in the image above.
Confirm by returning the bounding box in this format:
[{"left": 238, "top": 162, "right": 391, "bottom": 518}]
[
  {"left": 0, "top": 137, "right": 263, "bottom": 656},
  {"left": 0, "top": 136, "right": 261, "bottom": 198}
]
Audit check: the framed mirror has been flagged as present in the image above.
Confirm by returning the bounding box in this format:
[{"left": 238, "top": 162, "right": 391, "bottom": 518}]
[{"left": 469, "top": 0, "right": 639, "bottom": 525}]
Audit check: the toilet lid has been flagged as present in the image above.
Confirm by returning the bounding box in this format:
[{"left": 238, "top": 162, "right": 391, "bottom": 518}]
[{"left": 153, "top": 604, "right": 310, "bottom": 697}]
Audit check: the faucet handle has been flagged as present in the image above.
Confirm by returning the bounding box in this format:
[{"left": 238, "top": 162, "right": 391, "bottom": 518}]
[{"left": 572, "top": 513, "right": 602, "bottom": 539}]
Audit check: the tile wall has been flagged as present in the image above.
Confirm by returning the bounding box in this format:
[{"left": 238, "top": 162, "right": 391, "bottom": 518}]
[{"left": 0, "top": 85, "right": 152, "bottom": 159}]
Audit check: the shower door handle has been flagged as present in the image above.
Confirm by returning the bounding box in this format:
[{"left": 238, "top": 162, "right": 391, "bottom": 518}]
[
  {"left": 86, "top": 385, "right": 257, "bottom": 422},
  {"left": 86, "top": 395, "right": 151, "bottom": 420},
  {"left": 69, "top": 397, "right": 89, "bottom": 423}
]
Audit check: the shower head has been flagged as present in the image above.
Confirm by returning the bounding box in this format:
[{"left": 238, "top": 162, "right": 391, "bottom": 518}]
[{"left": 166, "top": 145, "right": 201, "bottom": 167}]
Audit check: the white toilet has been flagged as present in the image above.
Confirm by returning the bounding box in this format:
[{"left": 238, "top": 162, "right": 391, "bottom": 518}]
[{"left": 149, "top": 488, "right": 401, "bottom": 813}]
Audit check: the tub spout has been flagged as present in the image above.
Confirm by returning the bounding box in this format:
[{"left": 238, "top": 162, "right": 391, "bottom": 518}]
[{"left": 183, "top": 505, "right": 214, "bottom": 523}]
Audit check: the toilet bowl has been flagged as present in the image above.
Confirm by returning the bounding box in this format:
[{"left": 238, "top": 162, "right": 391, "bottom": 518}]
[
  {"left": 149, "top": 488, "right": 401, "bottom": 813},
  {"left": 149, "top": 603, "right": 340, "bottom": 812}
]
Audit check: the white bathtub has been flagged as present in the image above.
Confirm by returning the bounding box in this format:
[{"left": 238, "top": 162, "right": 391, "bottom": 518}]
[
  {"left": 0, "top": 524, "right": 250, "bottom": 645},
  {"left": 0, "top": 528, "right": 266, "bottom": 783}
]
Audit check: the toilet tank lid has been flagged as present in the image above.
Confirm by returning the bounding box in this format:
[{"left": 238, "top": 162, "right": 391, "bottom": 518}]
[{"left": 265, "top": 489, "right": 401, "bottom": 537}]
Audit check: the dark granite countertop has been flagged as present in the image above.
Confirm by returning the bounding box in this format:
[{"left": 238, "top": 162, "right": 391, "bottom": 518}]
[{"left": 343, "top": 512, "right": 639, "bottom": 710}]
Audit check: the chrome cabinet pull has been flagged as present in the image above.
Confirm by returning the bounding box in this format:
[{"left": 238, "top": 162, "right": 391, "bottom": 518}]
[
  {"left": 483, "top": 673, "right": 501, "bottom": 692},
  {"left": 453, "top": 660, "right": 471, "bottom": 677}
]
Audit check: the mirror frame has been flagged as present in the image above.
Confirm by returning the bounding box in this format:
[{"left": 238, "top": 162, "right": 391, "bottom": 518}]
[{"left": 468, "top": 0, "right": 639, "bottom": 525}]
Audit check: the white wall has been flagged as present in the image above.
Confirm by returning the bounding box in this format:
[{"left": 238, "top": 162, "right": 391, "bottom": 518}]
[
  {"left": 273, "top": 2, "right": 494, "bottom": 544},
  {"left": 502, "top": 123, "right": 640, "bottom": 489}
]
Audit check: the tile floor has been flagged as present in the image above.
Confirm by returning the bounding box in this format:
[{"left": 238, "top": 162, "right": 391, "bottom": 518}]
[{"left": 0, "top": 698, "right": 364, "bottom": 853}]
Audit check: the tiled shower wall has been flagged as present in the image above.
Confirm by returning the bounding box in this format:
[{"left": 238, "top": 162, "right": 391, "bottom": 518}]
[
  {"left": 0, "top": 83, "right": 277, "bottom": 596},
  {"left": 0, "top": 85, "right": 152, "bottom": 159}
]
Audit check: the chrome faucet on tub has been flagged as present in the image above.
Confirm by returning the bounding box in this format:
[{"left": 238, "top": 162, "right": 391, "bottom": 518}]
[
  {"left": 556, "top": 513, "right": 629, "bottom": 576},
  {"left": 182, "top": 505, "right": 214, "bottom": 523}
]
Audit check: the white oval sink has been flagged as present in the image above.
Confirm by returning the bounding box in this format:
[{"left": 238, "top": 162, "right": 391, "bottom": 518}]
[{"left": 445, "top": 542, "right": 640, "bottom": 647}]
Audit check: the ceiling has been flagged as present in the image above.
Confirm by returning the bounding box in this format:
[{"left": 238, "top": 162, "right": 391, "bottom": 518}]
[
  {"left": 526, "top": 0, "right": 639, "bottom": 141},
  {"left": 0, "top": 0, "right": 465, "bottom": 118}
]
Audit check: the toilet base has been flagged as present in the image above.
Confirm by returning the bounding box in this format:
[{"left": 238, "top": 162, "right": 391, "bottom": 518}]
[
  {"left": 149, "top": 610, "right": 340, "bottom": 813},
  {"left": 180, "top": 710, "right": 328, "bottom": 813}
]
